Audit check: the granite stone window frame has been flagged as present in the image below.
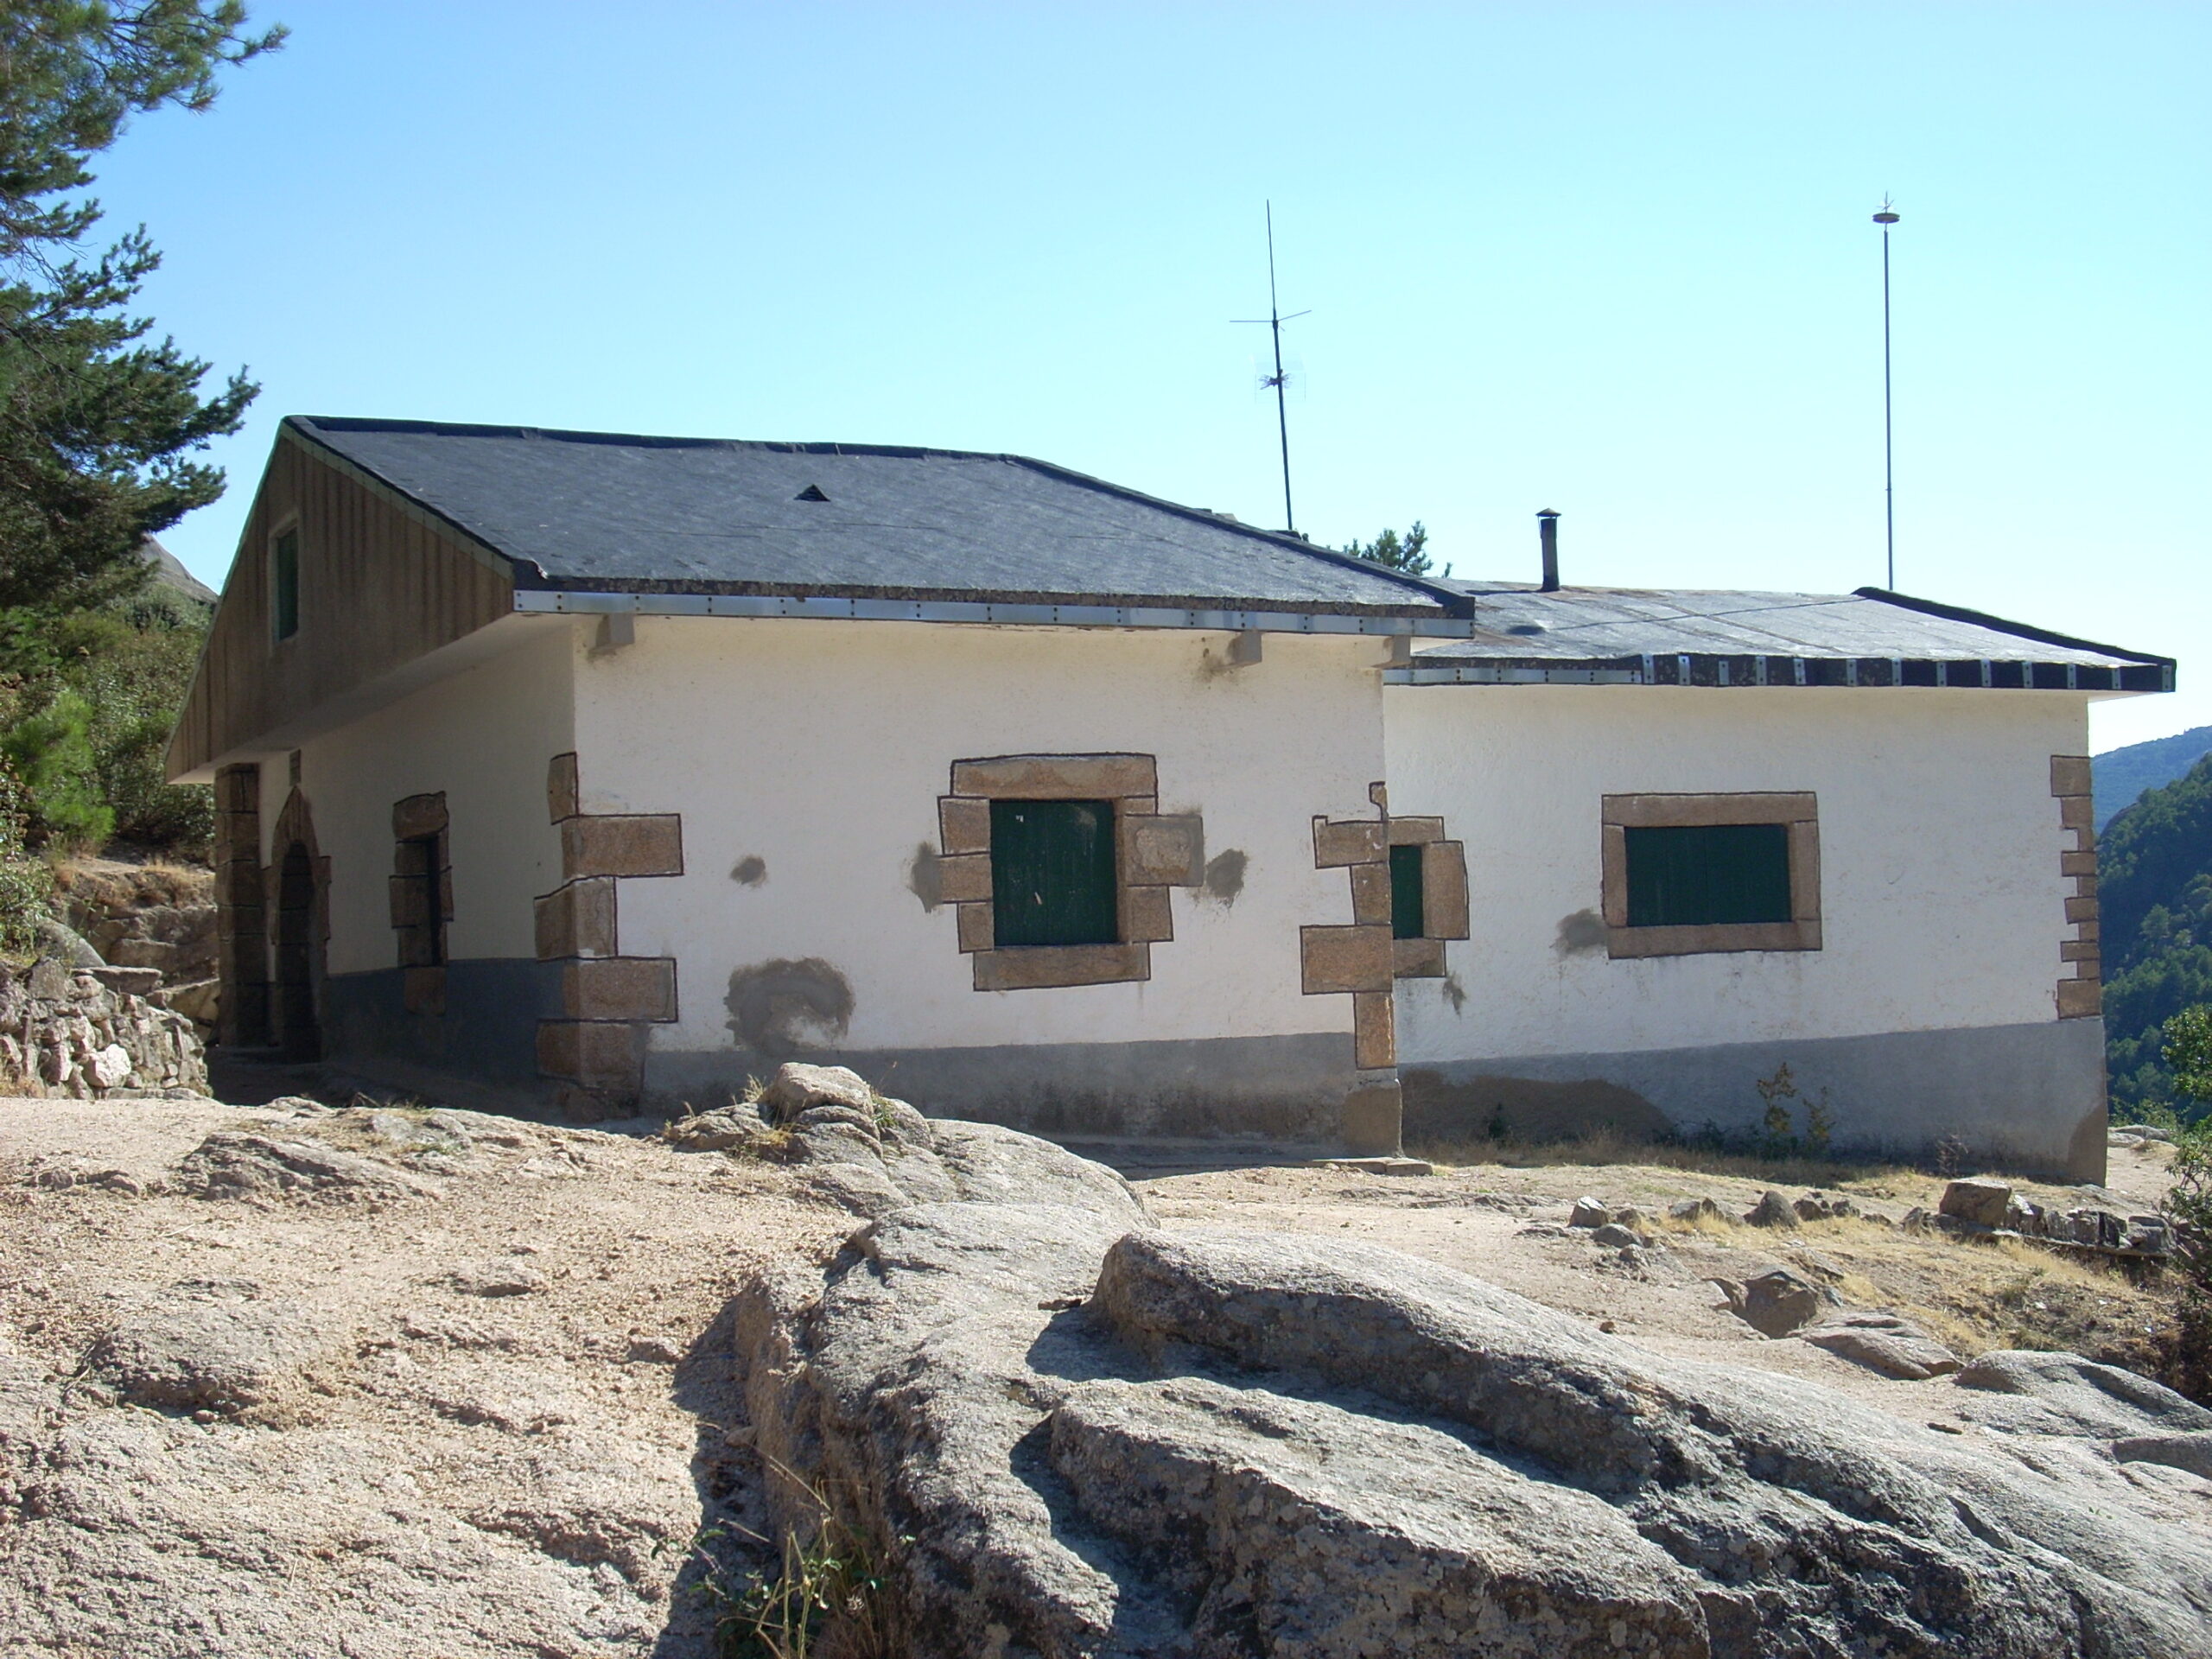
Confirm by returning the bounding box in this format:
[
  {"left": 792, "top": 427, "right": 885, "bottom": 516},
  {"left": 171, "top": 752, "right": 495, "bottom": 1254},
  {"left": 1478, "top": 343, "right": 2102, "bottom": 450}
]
[
  {"left": 939, "top": 753, "right": 1203, "bottom": 992},
  {"left": 1380, "top": 816, "right": 1470, "bottom": 980},
  {"left": 390, "top": 791, "right": 452, "bottom": 1014},
  {"left": 1601, "top": 791, "right": 1821, "bottom": 959}
]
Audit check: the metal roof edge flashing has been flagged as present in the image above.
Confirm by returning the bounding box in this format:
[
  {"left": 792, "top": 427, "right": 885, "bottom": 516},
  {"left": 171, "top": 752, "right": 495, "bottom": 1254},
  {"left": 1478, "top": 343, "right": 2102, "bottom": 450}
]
[
  {"left": 1855, "top": 587, "right": 2175, "bottom": 675},
  {"left": 1389, "top": 652, "right": 2169, "bottom": 692},
  {"left": 512, "top": 588, "right": 1478, "bottom": 636}
]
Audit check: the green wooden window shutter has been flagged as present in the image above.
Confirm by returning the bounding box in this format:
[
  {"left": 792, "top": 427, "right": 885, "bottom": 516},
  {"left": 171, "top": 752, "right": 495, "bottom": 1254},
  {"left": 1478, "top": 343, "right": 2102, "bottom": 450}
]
[
  {"left": 1389, "top": 843, "right": 1426, "bottom": 939},
  {"left": 990, "top": 800, "right": 1118, "bottom": 947},
  {"left": 273, "top": 529, "right": 300, "bottom": 640},
  {"left": 1624, "top": 823, "right": 1790, "bottom": 927}
]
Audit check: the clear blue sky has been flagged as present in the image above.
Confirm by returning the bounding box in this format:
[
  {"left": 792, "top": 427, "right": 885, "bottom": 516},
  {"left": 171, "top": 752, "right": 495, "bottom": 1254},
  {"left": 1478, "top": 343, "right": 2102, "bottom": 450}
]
[{"left": 101, "top": 2, "right": 2206, "bottom": 749}]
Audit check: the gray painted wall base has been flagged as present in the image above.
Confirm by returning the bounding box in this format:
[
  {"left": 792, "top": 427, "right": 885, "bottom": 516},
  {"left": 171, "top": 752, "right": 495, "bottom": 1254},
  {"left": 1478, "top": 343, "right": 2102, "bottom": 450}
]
[
  {"left": 645, "top": 1031, "right": 1361, "bottom": 1143},
  {"left": 323, "top": 960, "right": 561, "bottom": 1087},
  {"left": 1403, "top": 1017, "right": 2109, "bottom": 1182}
]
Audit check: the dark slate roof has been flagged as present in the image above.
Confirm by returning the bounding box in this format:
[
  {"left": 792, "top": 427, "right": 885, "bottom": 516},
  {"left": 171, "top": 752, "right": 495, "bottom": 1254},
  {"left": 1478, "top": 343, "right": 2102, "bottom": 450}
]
[
  {"left": 1402, "top": 582, "right": 2173, "bottom": 694},
  {"left": 284, "top": 416, "right": 1461, "bottom": 617}
]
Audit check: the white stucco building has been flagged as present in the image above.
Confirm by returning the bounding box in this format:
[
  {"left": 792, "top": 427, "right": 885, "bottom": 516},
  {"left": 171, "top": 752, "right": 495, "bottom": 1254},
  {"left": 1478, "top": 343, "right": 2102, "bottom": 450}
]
[{"left": 170, "top": 417, "right": 2175, "bottom": 1178}]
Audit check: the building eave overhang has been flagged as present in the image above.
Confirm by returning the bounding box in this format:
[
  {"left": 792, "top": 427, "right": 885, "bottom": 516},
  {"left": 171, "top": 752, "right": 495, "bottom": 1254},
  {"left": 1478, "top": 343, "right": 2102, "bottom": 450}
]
[
  {"left": 512, "top": 586, "right": 1481, "bottom": 636},
  {"left": 1389, "top": 652, "right": 2174, "bottom": 693}
]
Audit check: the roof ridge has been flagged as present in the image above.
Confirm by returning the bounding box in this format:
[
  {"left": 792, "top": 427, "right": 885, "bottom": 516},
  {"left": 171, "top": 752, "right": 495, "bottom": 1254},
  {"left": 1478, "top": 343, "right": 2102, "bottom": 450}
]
[
  {"left": 289, "top": 416, "right": 1474, "bottom": 619},
  {"left": 999, "top": 452, "right": 1474, "bottom": 616},
  {"left": 292, "top": 416, "right": 1020, "bottom": 463}
]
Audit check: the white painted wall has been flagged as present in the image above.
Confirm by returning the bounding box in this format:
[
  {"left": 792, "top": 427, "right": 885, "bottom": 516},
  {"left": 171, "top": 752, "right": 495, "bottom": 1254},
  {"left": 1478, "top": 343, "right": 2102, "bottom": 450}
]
[
  {"left": 1383, "top": 684, "right": 2088, "bottom": 1063},
  {"left": 573, "top": 617, "right": 1387, "bottom": 1058},
  {"left": 289, "top": 626, "right": 575, "bottom": 975}
]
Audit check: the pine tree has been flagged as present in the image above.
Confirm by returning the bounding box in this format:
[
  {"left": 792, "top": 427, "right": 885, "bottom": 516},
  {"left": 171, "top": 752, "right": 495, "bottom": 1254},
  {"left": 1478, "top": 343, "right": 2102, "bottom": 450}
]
[
  {"left": 1343, "top": 522, "right": 1434, "bottom": 576},
  {"left": 0, "top": 2, "right": 283, "bottom": 615}
]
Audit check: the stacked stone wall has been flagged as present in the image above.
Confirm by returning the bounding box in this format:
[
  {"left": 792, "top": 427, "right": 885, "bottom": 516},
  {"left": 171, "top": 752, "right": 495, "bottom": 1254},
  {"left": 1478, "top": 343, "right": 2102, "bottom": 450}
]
[{"left": 0, "top": 959, "right": 208, "bottom": 1097}]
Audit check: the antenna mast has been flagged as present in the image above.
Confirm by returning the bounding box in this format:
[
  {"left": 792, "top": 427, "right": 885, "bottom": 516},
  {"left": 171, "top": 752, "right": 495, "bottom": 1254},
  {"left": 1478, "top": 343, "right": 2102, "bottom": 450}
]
[
  {"left": 1874, "top": 199, "right": 1900, "bottom": 589},
  {"left": 1234, "top": 201, "right": 1310, "bottom": 536}
]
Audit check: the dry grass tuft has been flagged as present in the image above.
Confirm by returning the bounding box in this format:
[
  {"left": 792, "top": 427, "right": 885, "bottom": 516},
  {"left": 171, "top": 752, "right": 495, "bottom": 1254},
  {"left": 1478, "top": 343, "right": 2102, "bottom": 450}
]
[{"left": 1413, "top": 1128, "right": 1916, "bottom": 1192}]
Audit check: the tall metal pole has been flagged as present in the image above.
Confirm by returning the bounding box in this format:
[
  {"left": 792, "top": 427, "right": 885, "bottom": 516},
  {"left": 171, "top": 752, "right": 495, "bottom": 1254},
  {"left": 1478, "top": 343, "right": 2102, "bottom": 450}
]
[
  {"left": 1266, "top": 202, "right": 1295, "bottom": 536},
  {"left": 1875, "top": 202, "right": 1900, "bottom": 589}
]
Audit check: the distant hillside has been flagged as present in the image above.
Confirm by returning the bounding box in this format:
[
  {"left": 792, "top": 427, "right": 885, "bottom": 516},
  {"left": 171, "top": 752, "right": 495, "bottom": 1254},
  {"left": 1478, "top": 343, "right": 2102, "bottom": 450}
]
[
  {"left": 2095, "top": 724, "right": 2212, "bottom": 830},
  {"left": 2101, "top": 753, "right": 2212, "bottom": 1120}
]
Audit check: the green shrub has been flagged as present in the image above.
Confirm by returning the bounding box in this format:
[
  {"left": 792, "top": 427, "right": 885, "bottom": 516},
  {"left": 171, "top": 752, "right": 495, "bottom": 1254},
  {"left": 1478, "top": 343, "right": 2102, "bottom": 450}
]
[
  {"left": 0, "top": 593, "right": 213, "bottom": 858},
  {"left": 0, "top": 757, "right": 53, "bottom": 958},
  {"left": 2158, "top": 1007, "right": 2212, "bottom": 1402},
  {"left": 0, "top": 688, "right": 113, "bottom": 852}
]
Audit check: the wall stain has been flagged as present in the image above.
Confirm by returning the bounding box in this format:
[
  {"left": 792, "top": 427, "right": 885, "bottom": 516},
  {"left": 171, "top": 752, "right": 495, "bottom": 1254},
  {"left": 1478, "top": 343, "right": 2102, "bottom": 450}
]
[
  {"left": 907, "top": 843, "right": 944, "bottom": 912},
  {"left": 1554, "top": 908, "right": 1608, "bottom": 957},
  {"left": 1402, "top": 1069, "right": 1669, "bottom": 1145},
  {"left": 724, "top": 958, "right": 855, "bottom": 1060},
  {"left": 1199, "top": 849, "right": 1248, "bottom": 906},
  {"left": 1440, "top": 971, "right": 1468, "bottom": 1014},
  {"left": 730, "top": 855, "right": 767, "bottom": 887}
]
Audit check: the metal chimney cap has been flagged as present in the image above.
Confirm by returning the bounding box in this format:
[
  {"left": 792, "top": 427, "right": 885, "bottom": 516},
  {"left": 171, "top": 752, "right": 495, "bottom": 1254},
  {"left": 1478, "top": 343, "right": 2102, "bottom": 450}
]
[{"left": 1536, "top": 508, "right": 1560, "bottom": 518}]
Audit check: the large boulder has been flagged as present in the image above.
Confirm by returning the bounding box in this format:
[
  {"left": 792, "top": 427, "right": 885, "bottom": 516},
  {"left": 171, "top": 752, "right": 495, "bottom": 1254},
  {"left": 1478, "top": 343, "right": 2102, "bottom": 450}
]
[
  {"left": 1940, "top": 1178, "right": 2014, "bottom": 1229},
  {"left": 1800, "top": 1310, "right": 1961, "bottom": 1379},
  {"left": 1715, "top": 1267, "right": 1831, "bottom": 1337},
  {"left": 669, "top": 1062, "right": 1151, "bottom": 1226},
  {"left": 736, "top": 1162, "right": 2212, "bottom": 1658}
]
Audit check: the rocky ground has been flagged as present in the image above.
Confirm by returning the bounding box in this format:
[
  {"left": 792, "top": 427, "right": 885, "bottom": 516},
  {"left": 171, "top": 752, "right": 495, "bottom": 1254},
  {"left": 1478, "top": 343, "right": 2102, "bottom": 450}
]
[
  {"left": 1, "top": 1074, "right": 2205, "bottom": 1658},
  {"left": 1129, "top": 1141, "right": 2186, "bottom": 1410},
  {"left": 0, "top": 1091, "right": 853, "bottom": 1657}
]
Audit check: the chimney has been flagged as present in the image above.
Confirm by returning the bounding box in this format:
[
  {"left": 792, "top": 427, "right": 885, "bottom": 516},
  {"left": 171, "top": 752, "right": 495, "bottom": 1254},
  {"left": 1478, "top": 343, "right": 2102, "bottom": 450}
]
[{"left": 1537, "top": 510, "right": 1560, "bottom": 592}]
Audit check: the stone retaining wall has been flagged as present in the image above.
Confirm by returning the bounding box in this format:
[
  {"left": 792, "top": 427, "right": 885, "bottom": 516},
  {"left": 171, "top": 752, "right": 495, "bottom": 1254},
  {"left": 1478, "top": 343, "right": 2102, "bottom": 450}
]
[{"left": 0, "top": 959, "right": 208, "bottom": 1098}]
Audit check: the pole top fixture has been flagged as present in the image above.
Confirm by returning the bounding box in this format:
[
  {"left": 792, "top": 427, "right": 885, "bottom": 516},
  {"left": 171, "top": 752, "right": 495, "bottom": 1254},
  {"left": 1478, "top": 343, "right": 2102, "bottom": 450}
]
[{"left": 1873, "top": 210, "right": 1900, "bottom": 224}]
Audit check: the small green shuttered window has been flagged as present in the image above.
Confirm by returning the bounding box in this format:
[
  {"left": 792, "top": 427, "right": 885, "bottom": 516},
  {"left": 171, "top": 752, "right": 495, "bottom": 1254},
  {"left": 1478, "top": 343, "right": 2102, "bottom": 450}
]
[
  {"left": 990, "top": 799, "right": 1119, "bottom": 947},
  {"left": 1624, "top": 823, "right": 1791, "bottom": 928},
  {"left": 1389, "top": 843, "right": 1426, "bottom": 940},
  {"left": 273, "top": 528, "right": 300, "bottom": 640}
]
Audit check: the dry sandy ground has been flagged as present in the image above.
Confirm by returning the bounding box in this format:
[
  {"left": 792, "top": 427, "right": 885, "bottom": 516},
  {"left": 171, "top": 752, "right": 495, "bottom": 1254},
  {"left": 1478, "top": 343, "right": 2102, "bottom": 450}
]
[
  {"left": 0, "top": 1093, "right": 853, "bottom": 1658},
  {"left": 1135, "top": 1143, "right": 2187, "bottom": 1424}
]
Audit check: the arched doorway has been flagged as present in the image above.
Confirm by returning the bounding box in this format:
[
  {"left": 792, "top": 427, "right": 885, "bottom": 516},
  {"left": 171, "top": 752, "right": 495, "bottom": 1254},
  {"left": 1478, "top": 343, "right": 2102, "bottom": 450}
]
[{"left": 268, "top": 789, "right": 327, "bottom": 1061}]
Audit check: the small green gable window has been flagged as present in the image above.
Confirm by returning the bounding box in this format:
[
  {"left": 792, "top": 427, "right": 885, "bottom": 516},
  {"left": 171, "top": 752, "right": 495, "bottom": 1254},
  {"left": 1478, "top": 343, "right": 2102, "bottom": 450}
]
[
  {"left": 1624, "top": 823, "right": 1791, "bottom": 928},
  {"left": 989, "top": 799, "right": 1118, "bottom": 947},
  {"left": 1389, "top": 842, "right": 1426, "bottom": 939},
  {"left": 272, "top": 527, "right": 300, "bottom": 641}
]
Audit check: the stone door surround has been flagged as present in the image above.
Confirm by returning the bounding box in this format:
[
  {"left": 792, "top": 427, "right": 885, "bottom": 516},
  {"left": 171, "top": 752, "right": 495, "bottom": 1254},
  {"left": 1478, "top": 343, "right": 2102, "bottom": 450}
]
[
  {"left": 213, "top": 763, "right": 268, "bottom": 1047},
  {"left": 534, "top": 753, "right": 682, "bottom": 1116},
  {"left": 1601, "top": 791, "right": 1821, "bottom": 959},
  {"left": 940, "top": 753, "right": 1203, "bottom": 991}
]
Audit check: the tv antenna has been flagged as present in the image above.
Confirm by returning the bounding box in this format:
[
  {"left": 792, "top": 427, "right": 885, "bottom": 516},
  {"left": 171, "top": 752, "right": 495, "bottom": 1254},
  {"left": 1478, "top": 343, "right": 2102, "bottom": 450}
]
[
  {"left": 1873, "top": 197, "right": 1900, "bottom": 589},
  {"left": 1234, "top": 201, "right": 1309, "bottom": 535}
]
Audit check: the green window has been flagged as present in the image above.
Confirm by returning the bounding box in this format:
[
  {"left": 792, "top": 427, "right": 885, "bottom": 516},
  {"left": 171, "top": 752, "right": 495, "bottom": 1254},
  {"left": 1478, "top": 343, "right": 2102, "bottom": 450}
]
[
  {"left": 990, "top": 799, "right": 1118, "bottom": 947},
  {"left": 273, "top": 528, "right": 300, "bottom": 640},
  {"left": 1624, "top": 823, "right": 1790, "bottom": 927},
  {"left": 1389, "top": 843, "right": 1426, "bottom": 939}
]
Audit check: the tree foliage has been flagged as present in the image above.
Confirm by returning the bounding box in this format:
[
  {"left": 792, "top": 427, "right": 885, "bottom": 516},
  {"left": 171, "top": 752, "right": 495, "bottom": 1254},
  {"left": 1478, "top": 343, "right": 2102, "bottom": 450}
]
[
  {"left": 2158, "top": 1014, "right": 2212, "bottom": 1402},
  {"left": 2167, "top": 1006, "right": 2212, "bottom": 1111},
  {"left": 2100, "top": 755, "right": 2212, "bottom": 1119},
  {"left": 0, "top": 2, "right": 282, "bottom": 615},
  {"left": 1344, "top": 522, "right": 1433, "bottom": 576}
]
